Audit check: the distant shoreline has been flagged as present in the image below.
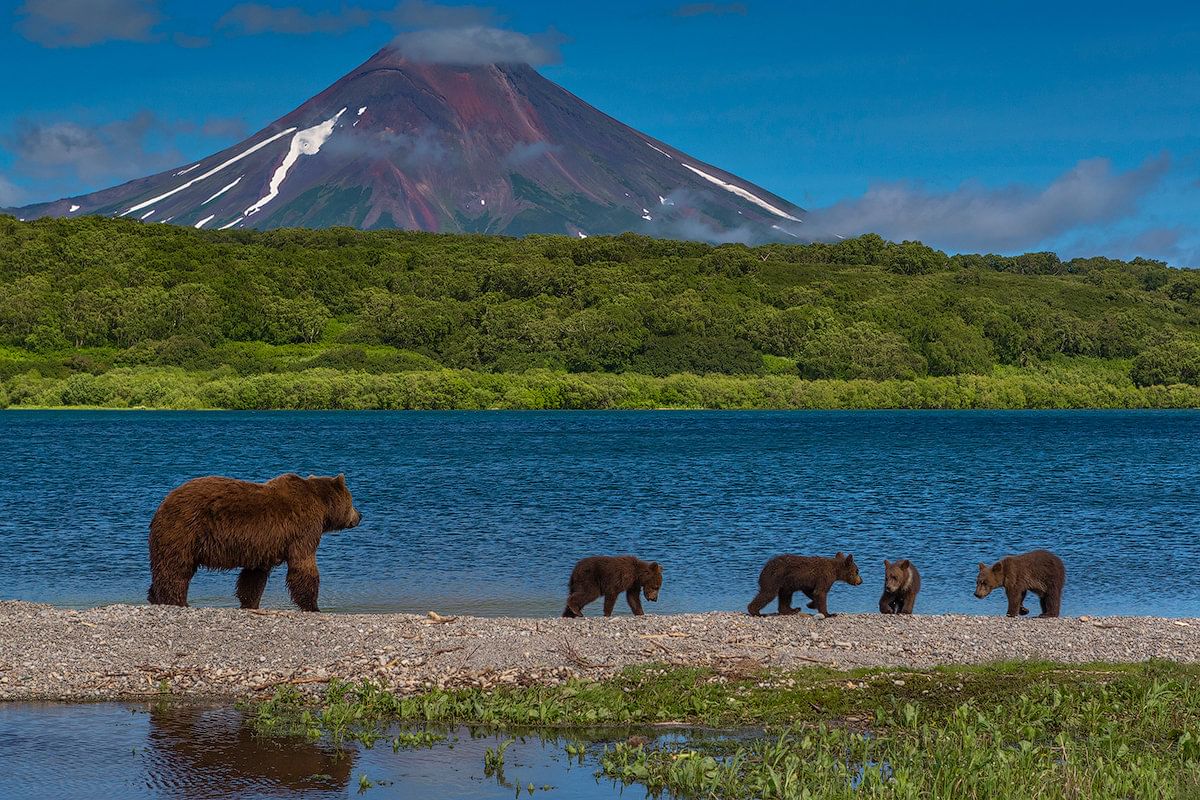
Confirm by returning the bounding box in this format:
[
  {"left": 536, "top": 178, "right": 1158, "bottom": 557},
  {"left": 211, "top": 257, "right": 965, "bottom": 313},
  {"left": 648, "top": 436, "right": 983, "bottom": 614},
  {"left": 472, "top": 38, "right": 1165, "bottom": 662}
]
[
  {"left": 2, "top": 602, "right": 1196, "bottom": 702},
  {"left": 4, "top": 367, "right": 1200, "bottom": 411}
]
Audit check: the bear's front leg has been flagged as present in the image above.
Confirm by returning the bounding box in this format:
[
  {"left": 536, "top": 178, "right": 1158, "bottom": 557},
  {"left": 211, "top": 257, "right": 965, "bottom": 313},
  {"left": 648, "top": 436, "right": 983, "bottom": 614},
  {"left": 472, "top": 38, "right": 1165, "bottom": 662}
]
[
  {"left": 286, "top": 553, "right": 321, "bottom": 612},
  {"left": 625, "top": 588, "right": 645, "bottom": 616},
  {"left": 236, "top": 567, "right": 271, "bottom": 609},
  {"left": 1005, "top": 588, "right": 1025, "bottom": 617},
  {"left": 879, "top": 592, "right": 895, "bottom": 614},
  {"left": 811, "top": 590, "right": 833, "bottom": 617}
]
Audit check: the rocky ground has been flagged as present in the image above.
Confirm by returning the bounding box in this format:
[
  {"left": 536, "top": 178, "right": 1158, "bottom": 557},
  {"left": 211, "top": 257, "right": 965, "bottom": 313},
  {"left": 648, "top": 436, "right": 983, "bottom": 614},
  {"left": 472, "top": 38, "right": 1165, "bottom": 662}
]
[{"left": 1, "top": 601, "right": 1197, "bottom": 701}]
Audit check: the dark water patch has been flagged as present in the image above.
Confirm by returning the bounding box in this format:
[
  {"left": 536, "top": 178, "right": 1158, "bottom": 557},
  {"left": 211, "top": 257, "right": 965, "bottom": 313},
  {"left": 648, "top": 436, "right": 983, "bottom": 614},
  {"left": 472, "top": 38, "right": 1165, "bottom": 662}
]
[
  {"left": 1, "top": 410, "right": 1198, "bottom": 616},
  {"left": 0, "top": 702, "right": 669, "bottom": 799}
]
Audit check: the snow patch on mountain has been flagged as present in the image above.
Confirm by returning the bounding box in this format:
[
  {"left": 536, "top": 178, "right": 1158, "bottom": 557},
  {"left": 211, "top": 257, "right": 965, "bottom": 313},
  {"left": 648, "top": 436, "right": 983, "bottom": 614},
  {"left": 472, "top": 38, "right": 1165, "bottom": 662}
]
[
  {"left": 140, "top": 210, "right": 155, "bottom": 220},
  {"left": 645, "top": 141, "right": 674, "bottom": 159},
  {"left": 681, "top": 163, "right": 801, "bottom": 222},
  {"left": 245, "top": 109, "right": 346, "bottom": 218},
  {"left": 124, "top": 127, "right": 298, "bottom": 216},
  {"left": 202, "top": 176, "right": 243, "bottom": 206},
  {"left": 194, "top": 214, "right": 215, "bottom": 229},
  {"left": 219, "top": 217, "right": 244, "bottom": 230},
  {"left": 69, "top": 204, "right": 80, "bottom": 212}
]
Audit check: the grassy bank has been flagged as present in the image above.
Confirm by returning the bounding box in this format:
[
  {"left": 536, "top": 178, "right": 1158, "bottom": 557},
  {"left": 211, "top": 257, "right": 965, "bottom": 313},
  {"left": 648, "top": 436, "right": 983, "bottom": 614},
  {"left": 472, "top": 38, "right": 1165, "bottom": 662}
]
[
  {"left": 250, "top": 661, "right": 1200, "bottom": 799},
  {"left": 5, "top": 362, "right": 1200, "bottom": 410}
]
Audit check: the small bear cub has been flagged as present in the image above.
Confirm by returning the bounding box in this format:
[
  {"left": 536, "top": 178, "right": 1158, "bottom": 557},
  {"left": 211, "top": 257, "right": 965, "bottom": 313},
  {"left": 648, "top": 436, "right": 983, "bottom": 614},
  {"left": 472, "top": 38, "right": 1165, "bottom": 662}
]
[
  {"left": 562, "top": 555, "right": 663, "bottom": 617},
  {"left": 879, "top": 559, "right": 920, "bottom": 615}
]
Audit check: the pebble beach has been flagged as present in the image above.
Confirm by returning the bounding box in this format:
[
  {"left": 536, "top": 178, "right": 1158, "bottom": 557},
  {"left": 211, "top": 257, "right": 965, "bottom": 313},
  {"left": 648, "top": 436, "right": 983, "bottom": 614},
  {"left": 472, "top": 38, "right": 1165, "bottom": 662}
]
[{"left": 2, "top": 601, "right": 1198, "bottom": 701}]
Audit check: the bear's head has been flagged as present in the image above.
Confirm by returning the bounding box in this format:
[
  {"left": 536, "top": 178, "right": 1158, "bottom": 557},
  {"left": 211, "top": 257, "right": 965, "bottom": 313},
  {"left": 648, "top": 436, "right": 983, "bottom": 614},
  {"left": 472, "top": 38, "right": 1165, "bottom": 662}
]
[
  {"left": 883, "top": 559, "right": 912, "bottom": 593},
  {"left": 639, "top": 561, "right": 663, "bottom": 602},
  {"left": 836, "top": 552, "right": 863, "bottom": 586},
  {"left": 315, "top": 474, "right": 362, "bottom": 533},
  {"left": 975, "top": 561, "right": 1003, "bottom": 598}
]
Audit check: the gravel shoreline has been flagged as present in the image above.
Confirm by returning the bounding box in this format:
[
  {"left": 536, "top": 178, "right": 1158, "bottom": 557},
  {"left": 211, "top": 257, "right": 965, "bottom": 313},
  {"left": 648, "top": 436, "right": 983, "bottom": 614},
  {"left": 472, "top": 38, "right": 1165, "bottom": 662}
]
[{"left": 2, "top": 601, "right": 1198, "bottom": 702}]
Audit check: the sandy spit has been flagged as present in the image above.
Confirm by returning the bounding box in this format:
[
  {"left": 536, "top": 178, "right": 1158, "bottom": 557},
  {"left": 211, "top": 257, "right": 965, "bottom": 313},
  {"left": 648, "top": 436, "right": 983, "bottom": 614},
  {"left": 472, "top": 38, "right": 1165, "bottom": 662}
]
[{"left": 1, "top": 601, "right": 1197, "bottom": 701}]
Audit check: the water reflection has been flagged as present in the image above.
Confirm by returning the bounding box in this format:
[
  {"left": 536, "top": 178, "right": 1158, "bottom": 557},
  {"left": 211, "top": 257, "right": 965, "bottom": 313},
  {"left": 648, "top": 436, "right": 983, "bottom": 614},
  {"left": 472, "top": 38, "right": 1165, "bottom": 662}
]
[{"left": 143, "top": 705, "right": 354, "bottom": 797}]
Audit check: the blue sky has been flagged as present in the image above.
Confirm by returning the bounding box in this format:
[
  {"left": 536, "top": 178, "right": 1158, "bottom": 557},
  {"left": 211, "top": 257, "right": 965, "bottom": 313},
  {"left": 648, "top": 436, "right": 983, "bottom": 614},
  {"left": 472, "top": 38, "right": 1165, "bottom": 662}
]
[{"left": 1, "top": 0, "right": 1197, "bottom": 264}]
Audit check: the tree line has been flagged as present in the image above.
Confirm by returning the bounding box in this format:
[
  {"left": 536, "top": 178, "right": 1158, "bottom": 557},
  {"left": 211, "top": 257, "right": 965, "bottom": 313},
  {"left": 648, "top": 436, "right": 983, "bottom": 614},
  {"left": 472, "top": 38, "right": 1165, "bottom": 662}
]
[{"left": 1, "top": 215, "right": 1199, "bottom": 406}]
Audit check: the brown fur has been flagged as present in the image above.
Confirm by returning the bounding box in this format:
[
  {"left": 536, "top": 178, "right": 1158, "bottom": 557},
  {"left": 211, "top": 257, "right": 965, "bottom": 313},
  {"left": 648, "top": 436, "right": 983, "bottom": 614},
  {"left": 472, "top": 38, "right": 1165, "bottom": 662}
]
[
  {"left": 975, "top": 549, "right": 1066, "bottom": 618},
  {"left": 747, "top": 552, "right": 863, "bottom": 617},
  {"left": 562, "top": 555, "right": 663, "bottom": 617},
  {"left": 879, "top": 559, "right": 921, "bottom": 614},
  {"left": 147, "top": 473, "right": 362, "bottom": 612}
]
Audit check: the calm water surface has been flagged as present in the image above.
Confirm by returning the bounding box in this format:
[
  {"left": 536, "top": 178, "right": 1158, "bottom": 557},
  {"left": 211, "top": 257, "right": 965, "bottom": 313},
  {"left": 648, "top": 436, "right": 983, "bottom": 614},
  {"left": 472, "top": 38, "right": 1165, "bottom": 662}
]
[
  {"left": 0, "top": 703, "right": 643, "bottom": 799},
  {"left": 0, "top": 410, "right": 1197, "bottom": 617}
]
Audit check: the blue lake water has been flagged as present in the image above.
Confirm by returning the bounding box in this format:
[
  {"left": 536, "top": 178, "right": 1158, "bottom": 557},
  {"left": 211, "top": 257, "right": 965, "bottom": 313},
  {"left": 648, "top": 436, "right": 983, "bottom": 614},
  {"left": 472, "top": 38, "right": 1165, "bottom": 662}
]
[{"left": 0, "top": 410, "right": 1197, "bottom": 617}]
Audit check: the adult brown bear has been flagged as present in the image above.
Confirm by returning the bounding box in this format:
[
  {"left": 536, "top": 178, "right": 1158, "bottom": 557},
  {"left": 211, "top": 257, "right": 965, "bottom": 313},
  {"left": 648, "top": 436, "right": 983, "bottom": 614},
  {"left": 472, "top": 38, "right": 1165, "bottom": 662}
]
[
  {"left": 974, "top": 549, "right": 1065, "bottom": 618},
  {"left": 147, "top": 473, "right": 362, "bottom": 611}
]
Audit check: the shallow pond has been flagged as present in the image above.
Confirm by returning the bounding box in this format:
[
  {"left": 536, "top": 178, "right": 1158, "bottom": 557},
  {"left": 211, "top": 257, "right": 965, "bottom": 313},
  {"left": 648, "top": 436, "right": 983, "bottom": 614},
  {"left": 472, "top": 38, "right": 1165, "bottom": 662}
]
[{"left": 0, "top": 702, "right": 671, "bottom": 799}]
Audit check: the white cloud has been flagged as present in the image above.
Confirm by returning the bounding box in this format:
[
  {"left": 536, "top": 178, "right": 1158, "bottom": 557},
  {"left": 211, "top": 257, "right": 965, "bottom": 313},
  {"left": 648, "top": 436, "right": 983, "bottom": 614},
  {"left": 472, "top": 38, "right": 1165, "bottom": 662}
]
[
  {"left": 16, "top": 0, "right": 162, "bottom": 47},
  {"left": 390, "top": 25, "right": 564, "bottom": 65},
  {"left": 804, "top": 155, "right": 1171, "bottom": 252}
]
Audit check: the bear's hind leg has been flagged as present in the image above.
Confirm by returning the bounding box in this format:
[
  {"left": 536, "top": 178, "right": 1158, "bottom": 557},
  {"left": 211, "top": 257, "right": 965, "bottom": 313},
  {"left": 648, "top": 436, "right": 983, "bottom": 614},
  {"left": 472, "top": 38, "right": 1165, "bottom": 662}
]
[
  {"left": 602, "top": 593, "right": 619, "bottom": 617},
  {"left": 236, "top": 567, "right": 272, "bottom": 609},
  {"left": 778, "top": 590, "right": 799, "bottom": 615},
  {"left": 1037, "top": 590, "right": 1060, "bottom": 618},
  {"left": 148, "top": 569, "right": 192, "bottom": 607},
  {"left": 747, "top": 589, "right": 775, "bottom": 616},
  {"left": 285, "top": 553, "right": 320, "bottom": 612},
  {"left": 564, "top": 588, "right": 600, "bottom": 617}
]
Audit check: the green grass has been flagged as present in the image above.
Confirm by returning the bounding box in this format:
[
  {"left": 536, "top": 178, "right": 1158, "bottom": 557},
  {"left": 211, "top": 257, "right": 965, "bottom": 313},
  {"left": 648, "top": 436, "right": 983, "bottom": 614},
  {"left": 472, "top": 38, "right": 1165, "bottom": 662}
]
[
  {"left": 244, "top": 662, "right": 1200, "bottom": 798},
  {"left": 5, "top": 362, "right": 1200, "bottom": 410}
]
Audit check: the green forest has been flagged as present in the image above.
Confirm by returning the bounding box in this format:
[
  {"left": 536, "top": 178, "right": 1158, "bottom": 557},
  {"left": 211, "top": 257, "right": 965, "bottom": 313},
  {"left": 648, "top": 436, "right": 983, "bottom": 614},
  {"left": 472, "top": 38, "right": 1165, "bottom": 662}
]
[{"left": 2, "top": 214, "right": 1199, "bottom": 410}]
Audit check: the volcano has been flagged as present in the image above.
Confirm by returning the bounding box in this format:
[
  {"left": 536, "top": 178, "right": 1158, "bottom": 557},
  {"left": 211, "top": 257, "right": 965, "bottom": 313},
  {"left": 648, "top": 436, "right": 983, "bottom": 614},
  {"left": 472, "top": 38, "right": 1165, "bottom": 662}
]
[{"left": 4, "top": 47, "right": 805, "bottom": 239}]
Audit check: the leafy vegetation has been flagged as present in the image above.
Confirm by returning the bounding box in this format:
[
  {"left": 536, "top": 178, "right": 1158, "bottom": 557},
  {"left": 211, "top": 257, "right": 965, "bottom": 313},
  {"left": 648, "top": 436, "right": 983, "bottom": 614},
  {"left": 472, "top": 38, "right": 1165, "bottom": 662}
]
[
  {"left": 249, "top": 662, "right": 1200, "bottom": 799},
  {"left": 3, "top": 215, "right": 1200, "bottom": 409}
]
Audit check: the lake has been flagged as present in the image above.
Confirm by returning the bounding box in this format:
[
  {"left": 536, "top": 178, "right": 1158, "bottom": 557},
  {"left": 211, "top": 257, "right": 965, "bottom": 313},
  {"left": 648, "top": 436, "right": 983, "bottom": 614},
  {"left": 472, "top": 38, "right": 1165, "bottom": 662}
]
[{"left": 0, "top": 410, "right": 1197, "bottom": 617}]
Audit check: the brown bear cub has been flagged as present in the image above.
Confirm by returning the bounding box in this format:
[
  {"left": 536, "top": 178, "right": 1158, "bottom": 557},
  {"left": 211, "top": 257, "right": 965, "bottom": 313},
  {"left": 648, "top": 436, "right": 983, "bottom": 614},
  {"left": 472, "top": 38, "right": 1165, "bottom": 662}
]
[
  {"left": 747, "top": 552, "right": 863, "bottom": 617},
  {"left": 879, "top": 559, "right": 920, "bottom": 614},
  {"left": 562, "top": 555, "right": 662, "bottom": 617},
  {"left": 147, "top": 473, "right": 362, "bottom": 612},
  {"left": 975, "top": 549, "right": 1066, "bottom": 618}
]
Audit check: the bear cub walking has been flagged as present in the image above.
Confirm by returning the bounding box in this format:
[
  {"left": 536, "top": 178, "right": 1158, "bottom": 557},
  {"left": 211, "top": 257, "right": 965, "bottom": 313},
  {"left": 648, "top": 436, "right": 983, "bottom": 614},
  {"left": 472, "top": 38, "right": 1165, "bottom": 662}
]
[
  {"left": 879, "top": 559, "right": 920, "bottom": 614},
  {"left": 562, "top": 555, "right": 663, "bottom": 617},
  {"left": 147, "top": 473, "right": 362, "bottom": 612},
  {"left": 975, "top": 549, "right": 1066, "bottom": 618},
  {"left": 747, "top": 552, "right": 862, "bottom": 617}
]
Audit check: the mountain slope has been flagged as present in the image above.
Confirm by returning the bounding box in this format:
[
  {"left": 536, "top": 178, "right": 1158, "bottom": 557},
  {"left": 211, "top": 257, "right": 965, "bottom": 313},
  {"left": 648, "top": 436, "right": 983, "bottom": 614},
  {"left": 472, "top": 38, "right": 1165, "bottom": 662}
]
[{"left": 4, "top": 48, "right": 805, "bottom": 240}]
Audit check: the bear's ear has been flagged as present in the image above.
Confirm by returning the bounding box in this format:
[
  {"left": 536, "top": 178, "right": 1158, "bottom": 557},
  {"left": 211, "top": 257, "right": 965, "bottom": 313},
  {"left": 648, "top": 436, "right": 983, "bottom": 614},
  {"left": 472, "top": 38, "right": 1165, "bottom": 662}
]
[
  {"left": 835, "top": 551, "right": 845, "bottom": 560},
  {"left": 335, "top": 473, "right": 346, "bottom": 487},
  {"left": 978, "top": 562, "right": 987, "bottom": 571},
  {"left": 650, "top": 561, "right": 662, "bottom": 574},
  {"left": 883, "top": 559, "right": 891, "bottom": 568},
  {"left": 898, "top": 559, "right": 910, "bottom": 570}
]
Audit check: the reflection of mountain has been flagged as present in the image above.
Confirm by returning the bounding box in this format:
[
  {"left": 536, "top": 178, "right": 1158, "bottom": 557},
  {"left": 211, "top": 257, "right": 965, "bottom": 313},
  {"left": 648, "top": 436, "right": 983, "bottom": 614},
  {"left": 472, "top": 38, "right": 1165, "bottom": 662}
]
[
  {"left": 5, "top": 47, "right": 804, "bottom": 240},
  {"left": 143, "top": 705, "right": 354, "bottom": 797}
]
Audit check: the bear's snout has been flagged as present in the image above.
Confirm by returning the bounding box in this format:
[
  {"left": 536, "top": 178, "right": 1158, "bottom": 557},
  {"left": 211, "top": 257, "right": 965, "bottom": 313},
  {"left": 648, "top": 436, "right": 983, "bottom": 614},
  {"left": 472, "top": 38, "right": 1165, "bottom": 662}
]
[
  {"left": 349, "top": 509, "right": 363, "bottom": 528},
  {"left": 850, "top": 575, "right": 863, "bottom": 586},
  {"left": 645, "top": 588, "right": 659, "bottom": 602}
]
